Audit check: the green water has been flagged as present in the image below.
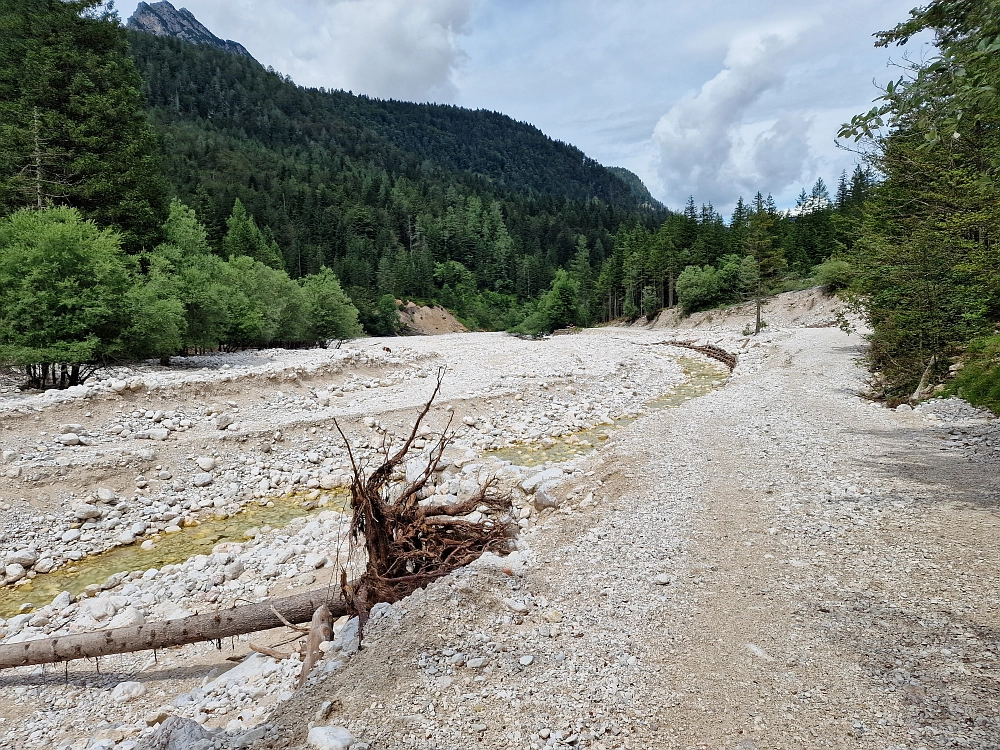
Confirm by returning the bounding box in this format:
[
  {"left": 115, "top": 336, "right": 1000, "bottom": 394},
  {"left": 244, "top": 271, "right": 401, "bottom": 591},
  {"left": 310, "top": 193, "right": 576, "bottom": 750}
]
[
  {"left": 0, "top": 491, "right": 347, "bottom": 619},
  {"left": 488, "top": 356, "right": 728, "bottom": 467}
]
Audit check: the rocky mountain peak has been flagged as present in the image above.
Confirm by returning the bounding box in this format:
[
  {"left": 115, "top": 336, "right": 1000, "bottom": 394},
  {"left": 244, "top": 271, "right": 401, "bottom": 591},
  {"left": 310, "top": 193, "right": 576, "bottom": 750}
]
[{"left": 127, "top": 1, "right": 253, "bottom": 59}]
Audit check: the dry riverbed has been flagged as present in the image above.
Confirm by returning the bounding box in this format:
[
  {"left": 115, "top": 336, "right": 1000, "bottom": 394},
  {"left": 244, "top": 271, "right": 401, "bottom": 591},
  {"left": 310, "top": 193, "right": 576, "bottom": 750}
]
[{"left": 1, "top": 290, "right": 998, "bottom": 750}]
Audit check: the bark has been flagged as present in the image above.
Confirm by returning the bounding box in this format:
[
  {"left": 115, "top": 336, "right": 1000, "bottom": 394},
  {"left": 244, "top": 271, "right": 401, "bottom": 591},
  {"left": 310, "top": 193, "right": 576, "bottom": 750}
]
[
  {"left": 298, "top": 605, "right": 332, "bottom": 686},
  {"left": 0, "top": 587, "right": 347, "bottom": 669},
  {"left": 910, "top": 354, "right": 937, "bottom": 404}
]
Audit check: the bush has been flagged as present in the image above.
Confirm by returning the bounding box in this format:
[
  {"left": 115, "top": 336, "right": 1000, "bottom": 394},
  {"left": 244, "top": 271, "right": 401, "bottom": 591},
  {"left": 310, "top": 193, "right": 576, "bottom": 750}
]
[
  {"left": 676, "top": 265, "right": 721, "bottom": 314},
  {"left": 814, "top": 259, "right": 854, "bottom": 293}
]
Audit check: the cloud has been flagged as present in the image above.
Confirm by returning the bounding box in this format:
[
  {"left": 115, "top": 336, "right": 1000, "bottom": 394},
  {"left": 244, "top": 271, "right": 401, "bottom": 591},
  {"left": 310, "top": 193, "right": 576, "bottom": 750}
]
[
  {"left": 180, "top": 0, "right": 474, "bottom": 102},
  {"left": 651, "top": 25, "right": 812, "bottom": 208}
]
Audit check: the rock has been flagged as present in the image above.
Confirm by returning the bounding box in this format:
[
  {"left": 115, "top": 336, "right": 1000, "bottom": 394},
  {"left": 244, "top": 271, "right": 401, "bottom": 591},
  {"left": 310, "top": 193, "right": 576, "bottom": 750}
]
[
  {"left": 83, "top": 597, "right": 117, "bottom": 621},
  {"left": 97, "top": 487, "right": 117, "bottom": 503},
  {"left": 111, "top": 379, "right": 128, "bottom": 393},
  {"left": 504, "top": 598, "right": 529, "bottom": 614},
  {"left": 33, "top": 558, "right": 54, "bottom": 574},
  {"left": 192, "top": 472, "right": 214, "bottom": 487},
  {"left": 59, "top": 423, "right": 84, "bottom": 434},
  {"left": 466, "top": 657, "right": 486, "bottom": 669},
  {"left": 74, "top": 503, "right": 101, "bottom": 520},
  {"left": 532, "top": 488, "right": 560, "bottom": 510},
  {"left": 519, "top": 654, "right": 534, "bottom": 666},
  {"left": 896, "top": 403, "right": 913, "bottom": 413},
  {"left": 521, "top": 467, "right": 563, "bottom": 493},
  {"left": 306, "top": 452, "right": 321, "bottom": 464},
  {"left": 145, "top": 709, "right": 170, "bottom": 727},
  {"left": 319, "top": 473, "right": 345, "bottom": 490},
  {"left": 195, "top": 456, "right": 216, "bottom": 471},
  {"left": 214, "top": 413, "right": 235, "bottom": 430},
  {"left": 4, "top": 563, "right": 26, "bottom": 582},
  {"left": 136, "top": 716, "right": 212, "bottom": 750},
  {"left": 147, "top": 428, "right": 170, "bottom": 441},
  {"left": 111, "top": 681, "right": 146, "bottom": 703},
  {"left": 653, "top": 573, "right": 673, "bottom": 585},
  {"left": 57, "top": 433, "right": 81, "bottom": 446},
  {"left": 5, "top": 466, "right": 20, "bottom": 479},
  {"left": 110, "top": 606, "right": 145, "bottom": 628},
  {"left": 51, "top": 591, "right": 72, "bottom": 609},
  {"left": 1, "top": 450, "right": 15, "bottom": 463},
  {"left": 306, "top": 725, "right": 356, "bottom": 750},
  {"left": 5, "top": 548, "right": 38, "bottom": 567},
  {"left": 5, "top": 613, "right": 31, "bottom": 635},
  {"left": 224, "top": 560, "right": 245, "bottom": 580},
  {"left": 542, "top": 610, "right": 563, "bottom": 623},
  {"left": 62, "top": 528, "right": 82, "bottom": 543}
]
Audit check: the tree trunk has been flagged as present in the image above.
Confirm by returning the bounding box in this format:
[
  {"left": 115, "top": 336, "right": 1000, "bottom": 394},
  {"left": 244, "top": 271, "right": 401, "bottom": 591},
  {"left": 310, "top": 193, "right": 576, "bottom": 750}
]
[
  {"left": 0, "top": 587, "right": 347, "bottom": 669},
  {"left": 910, "top": 354, "right": 937, "bottom": 404}
]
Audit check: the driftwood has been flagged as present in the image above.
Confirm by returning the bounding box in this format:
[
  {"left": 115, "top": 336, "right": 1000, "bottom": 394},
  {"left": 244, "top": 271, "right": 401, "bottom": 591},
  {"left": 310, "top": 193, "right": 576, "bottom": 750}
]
[
  {"left": 298, "top": 605, "right": 332, "bottom": 686},
  {"left": 0, "top": 369, "right": 514, "bottom": 670},
  {"left": 336, "top": 368, "right": 515, "bottom": 637},
  {"left": 653, "top": 339, "right": 738, "bottom": 370},
  {"left": 0, "top": 586, "right": 346, "bottom": 669}
]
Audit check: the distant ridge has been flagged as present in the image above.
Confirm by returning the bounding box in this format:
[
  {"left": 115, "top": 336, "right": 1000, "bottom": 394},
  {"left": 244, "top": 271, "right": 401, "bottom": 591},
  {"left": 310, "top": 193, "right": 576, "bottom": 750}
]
[
  {"left": 607, "top": 167, "right": 663, "bottom": 210},
  {"left": 127, "top": 1, "right": 254, "bottom": 59}
]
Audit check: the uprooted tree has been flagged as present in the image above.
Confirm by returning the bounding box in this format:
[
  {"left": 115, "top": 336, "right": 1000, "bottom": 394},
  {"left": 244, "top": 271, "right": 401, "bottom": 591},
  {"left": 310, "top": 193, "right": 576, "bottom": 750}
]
[{"left": 0, "top": 370, "right": 515, "bottom": 670}]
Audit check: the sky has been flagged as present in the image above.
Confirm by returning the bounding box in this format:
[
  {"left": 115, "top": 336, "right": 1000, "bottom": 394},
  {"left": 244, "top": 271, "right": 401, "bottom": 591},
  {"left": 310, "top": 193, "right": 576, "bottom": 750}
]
[{"left": 128, "top": 0, "right": 930, "bottom": 213}]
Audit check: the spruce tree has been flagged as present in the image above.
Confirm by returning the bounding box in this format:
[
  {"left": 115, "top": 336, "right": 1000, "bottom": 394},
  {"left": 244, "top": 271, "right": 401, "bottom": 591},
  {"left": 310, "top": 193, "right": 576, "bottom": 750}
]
[{"left": 0, "top": 0, "right": 167, "bottom": 251}]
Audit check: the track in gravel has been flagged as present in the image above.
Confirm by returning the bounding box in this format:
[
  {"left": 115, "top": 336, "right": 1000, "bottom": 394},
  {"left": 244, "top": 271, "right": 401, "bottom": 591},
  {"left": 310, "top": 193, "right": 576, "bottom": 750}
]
[{"left": 256, "top": 326, "right": 1000, "bottom": 750}]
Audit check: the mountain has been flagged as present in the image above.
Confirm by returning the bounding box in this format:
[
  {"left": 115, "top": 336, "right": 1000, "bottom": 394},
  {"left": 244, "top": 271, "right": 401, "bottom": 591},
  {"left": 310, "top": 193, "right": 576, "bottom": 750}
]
[
  {"left": 127, "top": 2, "right": 253, "bottom": 59},
  {"left": 607, "top": 167, "right": 663, "bottom": 210}
]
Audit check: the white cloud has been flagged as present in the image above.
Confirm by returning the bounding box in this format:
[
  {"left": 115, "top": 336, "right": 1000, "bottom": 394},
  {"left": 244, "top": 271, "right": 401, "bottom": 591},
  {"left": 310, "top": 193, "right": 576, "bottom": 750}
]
[
  {"left": 651, "top": 26, "right": 812, "bottom": 208},
  {"left": 176, "top": 0, "right": 474, "bottom": 102}
]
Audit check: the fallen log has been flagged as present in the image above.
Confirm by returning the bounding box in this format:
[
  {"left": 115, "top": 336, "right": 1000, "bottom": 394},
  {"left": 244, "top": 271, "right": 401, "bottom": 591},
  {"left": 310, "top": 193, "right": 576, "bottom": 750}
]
[{"left": 0, "top": 587, "right": 347, "bottom": 669}]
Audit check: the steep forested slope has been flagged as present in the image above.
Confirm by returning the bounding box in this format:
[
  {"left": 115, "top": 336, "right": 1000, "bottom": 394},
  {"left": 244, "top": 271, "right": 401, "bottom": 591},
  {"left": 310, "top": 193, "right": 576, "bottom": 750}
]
[{"left": 127, "top": 31, "right": 662, "bottom": 311}]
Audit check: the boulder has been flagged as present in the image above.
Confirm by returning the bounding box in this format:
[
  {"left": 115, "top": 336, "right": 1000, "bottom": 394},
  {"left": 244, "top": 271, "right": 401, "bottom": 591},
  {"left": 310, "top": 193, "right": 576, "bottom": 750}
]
[
  {"left": 111, "top": 681, "right": 146, "bottom": 704},
  {"left": 195, "top": 456, "right": 216, "bottom": 471},
  {"left": 136, "top": 716, "right": 213, "bottom": 750},
  {"left": 214, "top": 413, "right": 235, "bottom": 430},
  {"left": 4, "top": 563, "right": 26, "bottom": 582},
  {"left": 74, "top": 503, "right": 101, "bottom": 520},
  {"left": 57, "top": 433, "right": 81, "bottom": 446},
  {"left": 307, "top": 726, "right": 356, "bottom": 750},
  {"left": 5, "top": 548, "right": 38, "bottom": 567},
  {"left": 96, "top": 487, "right": 117, "bottom": 503}
]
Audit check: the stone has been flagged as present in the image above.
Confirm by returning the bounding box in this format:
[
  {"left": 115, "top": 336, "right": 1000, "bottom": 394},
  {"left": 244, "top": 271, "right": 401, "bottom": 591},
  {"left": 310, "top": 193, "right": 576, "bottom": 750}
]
[
  {"left": 97, "top": 487, "right": 117, "bottom": 503},
  {"left": 83, "top": 597, "right": 117, "bottom": 621},
  {"left": 147, "top": 428, "right": 170, "bottom": 441},
  {"left": 5, "top": 466, "right": 20, "bottom": 479},
  {"left": 224, "top": 560, "right": 245, "bottom": 581},
  {"left": 307, "top": 452, "right": 321, "bottom": 464},
  {"left": 74, "top": 503, "right": 101, "bottom": 520},
  {"left": 59, "top": 423, "right": 84, "bottom": 434},
  {"left": 1, "top": 449, "right": 15, "bottom": 463},
  {"left": 111, "top": 681, "right": 146, "bottom": 703},
  {"left": 466, "top": 657, "right": 486, "bottom": 669},
  {"left": 896, "top": 403, "right": 913, "bottom": 413},
  {"left": 111, "top": 379, "right": 128, "bottom": 393},
  {"left": 532, "top": 489, "right": 560, "bottom": 510},
  {"left": 51, "top": 591, "right": 72, "bottom": 609},
  {"left": 192, "top": 472, "right": 214, "bottom": 487},
  {"left": 6, "top": 548, "right": 38, "bottom": 567},
  {"left": 33, "top": 558, "right": 54, "bottom": 574},
  {"left": 303, "top": 552, "right": 328, "bottom": 569},
  {"left": 136, "top": 716, "right": 212, "bottom": 750},
  {"left": 306, "top": 726, "right": 356, "bottom": 750},
  {"left": 504, "top": 598, "right": 529, "bottom": 614},
  {"left": 57, "top": 433, "right": 81, "bottom": 446},
  {"left": 653, "top": 573, "right": 673, "bottom": 585},
  {"left": 519, "top": 654, "right": 534, "bottom": 666},
  {"left": 144, "top": 710, "right": 170, "bottom": 727},
  {"left": 542, "top": 610, "right": 563, "bottom": 623},
  {"left": 195, "top": 456, "right": 216, "bottom": 471},
  {"left": 214, "top": 413, "right": 235, "bottom": 430},
  {"left": 521, "top": 467, "right": 563, "bottom": 493},
  {"left": 319, "top": 474, "right": 344, "bottom": 490},
  {"left": 4, "top": 563, "right": 26, "bottom": 582},
  {"left": 110, "top": 606, "right": 145, "bottom": 628},
  {"left": 61, "top": 529, "right": 82, "bottom": 543}
]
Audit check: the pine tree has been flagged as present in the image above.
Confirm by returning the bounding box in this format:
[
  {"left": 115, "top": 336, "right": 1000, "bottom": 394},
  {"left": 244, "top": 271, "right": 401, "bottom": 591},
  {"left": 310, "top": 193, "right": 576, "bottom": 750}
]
[
  {"left": 0, "top": 0, "right": 167, "bottom": 251},
  {"left": 223, "top": 199, "right": 285, "bottom": 270}
]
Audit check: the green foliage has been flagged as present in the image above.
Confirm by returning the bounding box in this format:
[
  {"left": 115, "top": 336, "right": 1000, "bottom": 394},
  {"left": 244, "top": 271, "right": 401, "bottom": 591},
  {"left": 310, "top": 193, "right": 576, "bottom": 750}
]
[
  {"left": 0, "top": 208, "right": 133, "bottom": 369},
  {"left": 814, "top": 259, "right": 854, "bottom": 293},
  {"left": 947, "top": 336, "right": 1000, "bottom": 412},
  {"left": 300, "top": 268, "right": 363, "bottom": 343},
  {"left": 839, "top": 0, "right": 1000, "bottom": 401},
  {"left": 371, "top": 294, "right": 402, "bottom": 337},
  {"left": 0, "top": 0, "right": 167, "bottom": 251},
  {"left": 641, "top": 285, "right": 659, "bottom": 318},
  {"left": 676, "top": 265, "right": 722, "bottom": 314},
  {"left": 223, "top": 199, "right": 285, "bottom": 270}
]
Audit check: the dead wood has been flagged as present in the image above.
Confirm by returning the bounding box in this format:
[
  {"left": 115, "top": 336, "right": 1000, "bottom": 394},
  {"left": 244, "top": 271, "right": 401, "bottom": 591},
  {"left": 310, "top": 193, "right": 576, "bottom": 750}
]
[
  {"left": 0, "top": 586, "right": 346, "bottom": 669},
  {"left": 250, "top": 642, "right": 291, "bottom": 660},
  {"left": 336, "top": 367, "right": 515, "bottom": 637},
  {"left": 298, "top": 605, "right": 332, "bottom": 686}
]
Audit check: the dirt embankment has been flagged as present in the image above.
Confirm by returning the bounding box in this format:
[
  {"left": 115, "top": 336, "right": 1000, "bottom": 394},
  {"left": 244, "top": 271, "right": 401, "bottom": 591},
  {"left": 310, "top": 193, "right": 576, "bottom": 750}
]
[{"left": 397, "top": 301, "right": 467, "bottom": 335}]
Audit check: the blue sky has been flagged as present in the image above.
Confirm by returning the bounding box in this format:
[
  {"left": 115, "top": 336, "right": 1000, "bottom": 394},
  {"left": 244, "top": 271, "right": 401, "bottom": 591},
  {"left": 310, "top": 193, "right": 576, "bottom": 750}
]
[{"left": 130, "top": 0, "right": 929, "bottom": 213}]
